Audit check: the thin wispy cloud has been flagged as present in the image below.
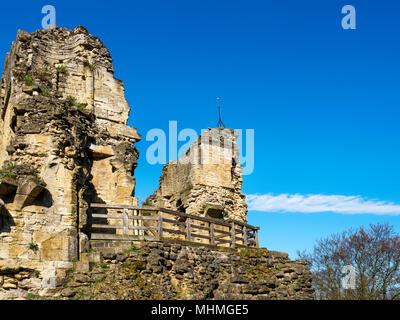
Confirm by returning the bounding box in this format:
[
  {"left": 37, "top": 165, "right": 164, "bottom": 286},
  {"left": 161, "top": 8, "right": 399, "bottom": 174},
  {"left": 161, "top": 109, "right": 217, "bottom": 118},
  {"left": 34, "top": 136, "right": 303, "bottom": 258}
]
[{"left": 246, "top": 194, "right": 400, "bottom": 215}]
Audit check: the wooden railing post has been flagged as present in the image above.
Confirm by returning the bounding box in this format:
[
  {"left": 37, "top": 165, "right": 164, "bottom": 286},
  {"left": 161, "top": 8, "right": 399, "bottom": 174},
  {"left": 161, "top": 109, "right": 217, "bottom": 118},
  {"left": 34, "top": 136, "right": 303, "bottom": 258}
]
[
  {"left": 135, "top": 209, "right": 142, "bottom": 236},
  {"left": 186, "top": 218, "right": 191, "bottom": 241},
  {"left": 210, "top": 223, "right": 215, "bottom": 245},
  {"left": 132, "top": 209, "right": 136, "bottom": 236},
  {"left": 157, "top": 211, "right": 163, "bottom": 240},
  {"left": 231, "top": 222, "right": 236, "bottom": 248},
  {"left": 243, "top": 225, "right": 248, "bottom": 246},
  {"left": 254, "top": 229, "right": 259, "bottom": 248},
  {"left": 123, "top": 208, "right": 129, "bottom": 235}
]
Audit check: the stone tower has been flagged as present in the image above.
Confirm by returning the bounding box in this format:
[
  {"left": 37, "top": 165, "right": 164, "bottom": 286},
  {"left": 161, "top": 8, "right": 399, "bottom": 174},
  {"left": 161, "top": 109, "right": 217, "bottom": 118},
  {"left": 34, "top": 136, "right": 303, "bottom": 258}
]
[
  {"left": 0, "top": 26, "right": 140, "bottom": 296},
  {"left": 147, "top": 127, "right": 248, "bottom": 223}
]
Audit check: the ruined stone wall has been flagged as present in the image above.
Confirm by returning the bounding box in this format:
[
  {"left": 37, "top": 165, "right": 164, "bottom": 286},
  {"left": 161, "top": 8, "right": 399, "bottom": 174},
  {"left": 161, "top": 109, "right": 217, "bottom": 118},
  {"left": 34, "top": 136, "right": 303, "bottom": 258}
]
[
  {"left": 0, "top": 26, "right": 140, "bottom": 298},
  {"left": 14, "top": 241, "right": 313, "bottom": 300},
  {"left": 147, "top": 128, "right": 247, "bottom": 223}
]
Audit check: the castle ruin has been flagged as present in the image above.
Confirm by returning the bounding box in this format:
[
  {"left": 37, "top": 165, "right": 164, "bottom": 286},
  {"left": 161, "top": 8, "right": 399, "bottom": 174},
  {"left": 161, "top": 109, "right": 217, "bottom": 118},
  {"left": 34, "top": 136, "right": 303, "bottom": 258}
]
[
  {"left": 0, "top": 26, "right": 140, "bottom": 297},
  {"left": 147, "top": 127, "right": 247, "bottom": 223},
  {"left": 0, "top": 26, "right": 313, "bottom": 300}
]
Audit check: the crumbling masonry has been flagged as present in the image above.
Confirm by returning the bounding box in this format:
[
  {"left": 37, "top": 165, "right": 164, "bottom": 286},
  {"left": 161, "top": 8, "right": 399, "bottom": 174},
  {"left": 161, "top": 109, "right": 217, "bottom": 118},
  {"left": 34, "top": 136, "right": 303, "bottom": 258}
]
[
  {"left": 147, "top": 127, "right": 248, "bottom": 223},
  {"left": 0, "top": 26, "right": 140, "bottom": 298}
]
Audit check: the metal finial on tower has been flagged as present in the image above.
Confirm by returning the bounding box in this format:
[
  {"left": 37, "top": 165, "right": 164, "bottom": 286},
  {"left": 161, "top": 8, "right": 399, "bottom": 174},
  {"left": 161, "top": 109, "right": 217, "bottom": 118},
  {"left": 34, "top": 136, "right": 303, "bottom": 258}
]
[{"left": 216, "top": 97, "right": 226, "bottom": 128}]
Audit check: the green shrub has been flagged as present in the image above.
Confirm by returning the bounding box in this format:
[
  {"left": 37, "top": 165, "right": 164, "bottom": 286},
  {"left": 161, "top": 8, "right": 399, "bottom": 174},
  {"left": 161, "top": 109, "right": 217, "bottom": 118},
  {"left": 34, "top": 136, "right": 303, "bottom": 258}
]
[
  {"left": 57, "top": 65, "right": 67, "bottom": 72},
  {"left": 123, "top": 243, "right": 140, "bottom": 254},
  {"left": 67, "top": 95, "right": 86, "bottom": 110},
  {"left": 26, "top": 293, "right": 33, "bottom": 300},
  {"left": 29, "top": 242, "right": 39, "bottom": 251},
  {"left": 24, "top": 74, "right": 35, "bottom": 86},
  {"left": 0, "top": 163, "right": 17, "bottom": 181},
  {"left": 86, "top": 62, "right": 93, "bottom": 71},
  {"left": 31, "top": 172, "right": 46, "bottom": 186},
  {"left": 130, "top": 243, "right": 140, "bottom": 252},
  {"left": 39, "top": 86, "right": 50, "bottom": 97}
]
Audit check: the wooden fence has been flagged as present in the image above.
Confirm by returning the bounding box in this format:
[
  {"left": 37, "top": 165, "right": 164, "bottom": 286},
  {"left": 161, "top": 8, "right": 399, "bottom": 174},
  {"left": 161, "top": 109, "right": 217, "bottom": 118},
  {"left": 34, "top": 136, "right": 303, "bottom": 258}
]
[{"left": 89, "top": 203, "right": 259, "bottom": 248}]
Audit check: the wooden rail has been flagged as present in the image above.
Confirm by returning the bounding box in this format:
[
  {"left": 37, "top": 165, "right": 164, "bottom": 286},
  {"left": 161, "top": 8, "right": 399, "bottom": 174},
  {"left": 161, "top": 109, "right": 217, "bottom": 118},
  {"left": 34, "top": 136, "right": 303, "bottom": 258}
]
[{"left": 89, "top": 203, "right": 259, "bottom": 248}]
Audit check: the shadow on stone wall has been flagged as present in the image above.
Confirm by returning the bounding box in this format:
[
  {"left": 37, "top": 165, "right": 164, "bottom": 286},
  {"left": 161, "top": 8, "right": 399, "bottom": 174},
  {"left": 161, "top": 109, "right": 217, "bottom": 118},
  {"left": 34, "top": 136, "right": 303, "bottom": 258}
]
[
  {"left": 0, "top": 206, "right": 15, "bottom": 233},
  {"left": 32, "top": 189, "right": 53, "bottom": 208}
]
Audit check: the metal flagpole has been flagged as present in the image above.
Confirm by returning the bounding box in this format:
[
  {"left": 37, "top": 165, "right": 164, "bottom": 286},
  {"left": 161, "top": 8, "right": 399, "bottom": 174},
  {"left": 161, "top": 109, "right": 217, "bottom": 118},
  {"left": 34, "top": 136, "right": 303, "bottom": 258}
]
[{"left": 216, "top": 97, "right": 226, "bottom": 128}]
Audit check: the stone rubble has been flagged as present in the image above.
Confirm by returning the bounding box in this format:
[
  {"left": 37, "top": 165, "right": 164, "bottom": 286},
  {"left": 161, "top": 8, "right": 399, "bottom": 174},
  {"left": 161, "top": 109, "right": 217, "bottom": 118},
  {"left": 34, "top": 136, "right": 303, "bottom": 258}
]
[{"left": 53, "top": 242, "right": 313, "bottom": 300}]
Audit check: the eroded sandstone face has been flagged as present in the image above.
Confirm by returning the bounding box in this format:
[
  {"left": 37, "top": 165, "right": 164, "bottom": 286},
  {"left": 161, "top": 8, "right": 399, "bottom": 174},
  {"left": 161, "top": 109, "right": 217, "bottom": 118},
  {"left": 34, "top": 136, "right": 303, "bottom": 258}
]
[
  {"left": 147, "top": 127, "right": 248, "bottom": 223},
  {"left": 0, "top": 26, "right": 140, "bottom": 298}
]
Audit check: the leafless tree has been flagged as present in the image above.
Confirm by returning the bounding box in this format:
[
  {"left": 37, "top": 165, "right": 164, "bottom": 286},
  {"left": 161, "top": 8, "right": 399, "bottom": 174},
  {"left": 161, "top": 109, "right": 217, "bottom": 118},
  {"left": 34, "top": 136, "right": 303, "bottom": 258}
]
[{"left": 298, "top": 223, "right": 400, "bottom": 300}]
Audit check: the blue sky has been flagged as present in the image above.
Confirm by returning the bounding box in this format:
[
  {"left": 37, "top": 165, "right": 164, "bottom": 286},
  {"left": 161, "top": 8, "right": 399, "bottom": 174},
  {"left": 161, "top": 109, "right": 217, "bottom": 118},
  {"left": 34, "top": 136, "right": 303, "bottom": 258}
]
[{"left": 1, "top": 0, "right": 399, "bottom": 258}]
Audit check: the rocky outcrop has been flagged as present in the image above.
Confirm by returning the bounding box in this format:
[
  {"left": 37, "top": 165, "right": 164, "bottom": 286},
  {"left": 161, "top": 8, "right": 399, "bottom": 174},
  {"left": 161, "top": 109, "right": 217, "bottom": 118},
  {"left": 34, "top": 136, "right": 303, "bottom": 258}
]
[
  {"left": 0, "top": 25, "right": 140, "bottom": 297},
  {"left": 147, "top": 128, "right": 247, "bottom": 223}
]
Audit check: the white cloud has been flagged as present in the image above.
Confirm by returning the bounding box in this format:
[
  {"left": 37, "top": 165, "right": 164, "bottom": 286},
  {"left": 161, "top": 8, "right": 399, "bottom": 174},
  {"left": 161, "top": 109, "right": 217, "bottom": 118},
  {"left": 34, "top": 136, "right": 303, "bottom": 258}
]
[{"left": 246, "top": 193, "right": 400, "bottom": 215}]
